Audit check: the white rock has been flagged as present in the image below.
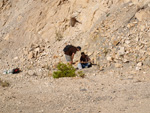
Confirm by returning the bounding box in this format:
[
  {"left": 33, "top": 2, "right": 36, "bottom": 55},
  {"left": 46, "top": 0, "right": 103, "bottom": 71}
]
[
  {"left": 125, "top": 40, "right": 130, "bottom": 44},
  {"left": 135, "top": 10, "right": 147, "bottom": 21},
  {"left": 14, "top": 57, "right": 18, "bottom": 60},
  {"left": 137, "top": 62, "right": 143, "bottom": 67},
  {"left": 136, "top": 66, "right": 141, "bottom": 71},
  {"left": 28, "top": 70, "right": 35, "bottom": 76},
  {"left": 118, "top": 47, "right": 125, "bottom": 56},
  {"left": 34, "top": 47, "right": 40, "bottom": 52},
  {"left": 4, "top": 34, "right": 10, "bottom": 40},
  {"left": 123, "top": 59, "right": 129, "bottom": 63},
  {"left": 28, "top": 52, "right": 34, "bottom": 59},
  {"left": 59, "top": 53, "right": 63, "bottom": 57},
  {"left": 107, "top": 56, "right": 112, "bottom": 61}
]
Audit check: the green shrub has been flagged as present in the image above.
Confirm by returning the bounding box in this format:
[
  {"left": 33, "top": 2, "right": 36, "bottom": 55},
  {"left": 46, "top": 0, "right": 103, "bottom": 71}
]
[
  {"left": 77, "top": 71, "right": 85, "bottom": 78},
  {"left": 53, "top": 63, "right": 76, "bottom": 78}
]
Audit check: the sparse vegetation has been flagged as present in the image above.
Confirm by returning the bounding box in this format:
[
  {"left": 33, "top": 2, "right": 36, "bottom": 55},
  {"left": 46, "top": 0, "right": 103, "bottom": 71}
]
[
  {"left": 55, "top": 30, "right": 63, "bottom": 41},
  {"left": 0, "top": 78, "right": 10, "bottom": 87},
  {"left": 77, "top": 71, "right": 85, "bottom": 78},
  {"left": 53, "top": 63, "right": 76, "bottom": 78}
]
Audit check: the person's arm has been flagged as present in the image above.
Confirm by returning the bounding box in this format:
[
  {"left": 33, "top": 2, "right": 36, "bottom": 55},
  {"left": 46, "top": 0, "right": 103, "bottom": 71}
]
[
  {"left": 80, "top": 61, "right": 87, "bottom": 63},
  {"left": 80, "top": 57, "right": 86, "bottom": 63},
  {"left": 87, "top": 56, "right": 91, "bottom": 63},
  {"left": 71, "top": 53, "right": 75, "bottom": 64}
]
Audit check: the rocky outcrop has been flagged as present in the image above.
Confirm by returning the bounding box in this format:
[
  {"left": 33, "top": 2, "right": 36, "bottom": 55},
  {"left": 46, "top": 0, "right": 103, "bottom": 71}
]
[
  {"left": 0, "top": 0, "right": 150, "bottom": 74},
  {"left": 86, "top": 1, "right": 150, "bottom": 71}
]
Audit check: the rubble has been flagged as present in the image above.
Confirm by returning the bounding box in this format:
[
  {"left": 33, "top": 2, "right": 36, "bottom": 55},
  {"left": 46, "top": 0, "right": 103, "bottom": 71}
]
[{"left": 0, "top": 0, "right": 150, "bottom": 75}]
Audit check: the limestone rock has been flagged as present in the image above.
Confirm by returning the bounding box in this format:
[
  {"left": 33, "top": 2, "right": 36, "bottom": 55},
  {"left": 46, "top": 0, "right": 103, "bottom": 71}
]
[
  {"left": 28, "top": 52, "right": 34, "bottom": 59},
  {"left": 118, "top": 47, "right": 125, "bottom": 56},
  {"left": 137, "top": 62, "right": 143, "bottom": 67},
  {"left": 135, "top": 10, "right": 148, "bottom": 21},
  {"left": 125, "top": 40, "right": 130, "bottom": 44},
  {"left": 136, "top": 66, "right": 141, "bottom": 71},
  {"left": 115, "top": 63, "right": 123, "bottom": 68},
  {"left": 28, "top": 70, "right": 36, "bottom": 76},
  {"left": 107, "top": 56, "right": 113, "bottom": 62}
]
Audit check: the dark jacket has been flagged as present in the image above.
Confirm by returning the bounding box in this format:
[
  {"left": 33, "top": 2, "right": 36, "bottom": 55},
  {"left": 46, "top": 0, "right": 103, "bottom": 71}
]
[{"left": 65, "top": 46, "right": 77, "bottom": 56}]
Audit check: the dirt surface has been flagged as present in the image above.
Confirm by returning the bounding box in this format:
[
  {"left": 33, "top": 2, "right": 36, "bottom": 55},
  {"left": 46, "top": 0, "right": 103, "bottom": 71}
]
[
  {"left": 1, "top": 0, "right": 150, "bottom": 113},
  {"left": 1, "top": 66, "right": 150, "bottom": 113}
]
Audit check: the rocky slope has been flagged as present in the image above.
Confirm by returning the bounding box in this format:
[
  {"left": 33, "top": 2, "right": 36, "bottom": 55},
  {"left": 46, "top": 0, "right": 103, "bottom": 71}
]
[
  {"left": 0, "top": 0, "right": 150, "bottom": 74},
  {"left": 0, "top": 0, "right": 150, "bottom": 113}
]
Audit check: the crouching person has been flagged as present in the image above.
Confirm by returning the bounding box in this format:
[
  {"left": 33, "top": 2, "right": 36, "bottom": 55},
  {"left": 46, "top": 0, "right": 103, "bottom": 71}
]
[
  {"left": 64, "top": 45, "right": 81, "bottom": 65},
  {"left": 78, "top": 52, "right": 92, "bottom": 69}
]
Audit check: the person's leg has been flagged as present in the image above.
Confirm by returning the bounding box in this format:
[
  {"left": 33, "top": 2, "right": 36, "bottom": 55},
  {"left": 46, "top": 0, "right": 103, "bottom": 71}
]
[
  {"left": 81, "top": 63, "right": 89, "bottom": 68},
  {"left": 78, "top": 63, "right": 82, "bottom": 69},
  {"left": 88, "top": 63, "right": 92, "bottom": 68},
  {"left": 65, "top": 55, "right": 71, "bottom": 64}
]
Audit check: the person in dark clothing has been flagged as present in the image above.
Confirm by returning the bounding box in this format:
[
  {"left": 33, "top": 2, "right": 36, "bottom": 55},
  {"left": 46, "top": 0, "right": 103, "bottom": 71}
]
[
  {"left": 78, "top": 52, "right": 91, "bottom": 69},
  {"left": 64, "top": 45, "right": 81, "bottom": 64}
]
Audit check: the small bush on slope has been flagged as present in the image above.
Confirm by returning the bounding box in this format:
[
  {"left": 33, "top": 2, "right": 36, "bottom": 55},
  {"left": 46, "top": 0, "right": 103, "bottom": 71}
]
[{"left": 53, "top": 63, "right": 76, "bottom": 78}]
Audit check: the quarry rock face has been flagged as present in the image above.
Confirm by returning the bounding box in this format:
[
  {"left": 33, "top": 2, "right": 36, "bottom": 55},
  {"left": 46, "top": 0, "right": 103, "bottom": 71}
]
[
  {"left": 0, "top": 0, "right": 150, "bottom": 72},
  {"left": 1, "top": 1, "right": 150, "bottom": 113}
]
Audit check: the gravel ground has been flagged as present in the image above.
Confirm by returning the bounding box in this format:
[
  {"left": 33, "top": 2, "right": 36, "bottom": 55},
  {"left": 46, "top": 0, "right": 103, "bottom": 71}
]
[{"left": 0, "top": 66, "right": 150, "bottom": 113}]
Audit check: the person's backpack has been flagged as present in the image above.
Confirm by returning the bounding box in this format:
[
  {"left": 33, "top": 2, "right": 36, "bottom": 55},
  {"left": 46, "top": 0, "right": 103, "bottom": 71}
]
[{"left": 63, "top": 45, "right": 73, "bottom": 52}]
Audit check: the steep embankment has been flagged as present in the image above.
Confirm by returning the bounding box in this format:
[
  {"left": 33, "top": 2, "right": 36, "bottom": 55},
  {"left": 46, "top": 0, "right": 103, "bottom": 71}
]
[
  {"left": 0, "top": 0, "right": 108, "bottom": 72},
  {"left": 0, "top": 0, "right": 150, "bottom": 75}
]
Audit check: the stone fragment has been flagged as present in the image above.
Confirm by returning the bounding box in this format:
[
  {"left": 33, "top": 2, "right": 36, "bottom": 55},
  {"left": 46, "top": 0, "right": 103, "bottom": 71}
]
[
  {"left": 127, "top": 23, "right": 135, "bottom": 28},
  {"left": 136, "top": 66, "right": 141, "bottom": 71},
  {"left": 34, "top": 47, "right": 40, "bottom": 52},
  {"left": 118, "top": 47, "right": 125, "bottom": 56},
  {"left": 115, "top": 63, "right": 123, "bottom": 68},
  {"left": 123, "top": 59, "right": 129, "bottom": 63},
  {"left": 135, "top": 10, "right": 147, "bottom": 21},
  {"left": 125, "top": 40, "right": 130, "bottom": 44},
  {"left": 140, "top": 25, "right": 145, "bottom": 31},
  {"left": 4, "top": 34, "right": 10, "bottom": 40},
  {"left": 107, "top": 56, "right": 113, "bottom": 61},
  {"left": 112, "top": 40, "right": 120, "bottom": 46},
  {"left": 137, "top": 62, "right": 143, "bottom": 67},
  {"left": 14, "top": 57, "right": 18, "bottom": 60},
  {"left": 28, "top": 52, "right": 34, "bottom": 59},
  {"left": 99, "top": 66, "right": 104, "bottom": 71},
  {"left": 28, "top": 70, "right": 35, "bottom": 76}
]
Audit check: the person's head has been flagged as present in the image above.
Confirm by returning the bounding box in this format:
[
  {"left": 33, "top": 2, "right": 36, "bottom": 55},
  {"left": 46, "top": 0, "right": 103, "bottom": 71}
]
[
  {"left": 81, "top": 52, "right": 85, "bottom": 57},
  {"left": 77, "top": 46, "right": 81, "bottom": 51}
]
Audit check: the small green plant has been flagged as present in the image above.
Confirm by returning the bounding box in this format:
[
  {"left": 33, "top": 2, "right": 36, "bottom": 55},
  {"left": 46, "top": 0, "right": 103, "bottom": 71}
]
[
  {"left": 77, "top": 71, "right": 85, "bottom": 78},
  {"left": 0, "top": 78, "right": 10, "bottom": 87},
  {"left": 55, "top": 30, "right": 63, "bottom": 41},
  {"left": 53, "top": 63, "right": 76, "bottom": 78}
]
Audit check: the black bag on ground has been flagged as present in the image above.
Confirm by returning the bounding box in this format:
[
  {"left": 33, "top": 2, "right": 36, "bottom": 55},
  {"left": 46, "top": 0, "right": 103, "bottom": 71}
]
[
  {"left": 63, "top": 45, "right": 73, "bottom": 52},
  {"left": 12, "top": 68, "right": 20, "bottom": 74}
]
